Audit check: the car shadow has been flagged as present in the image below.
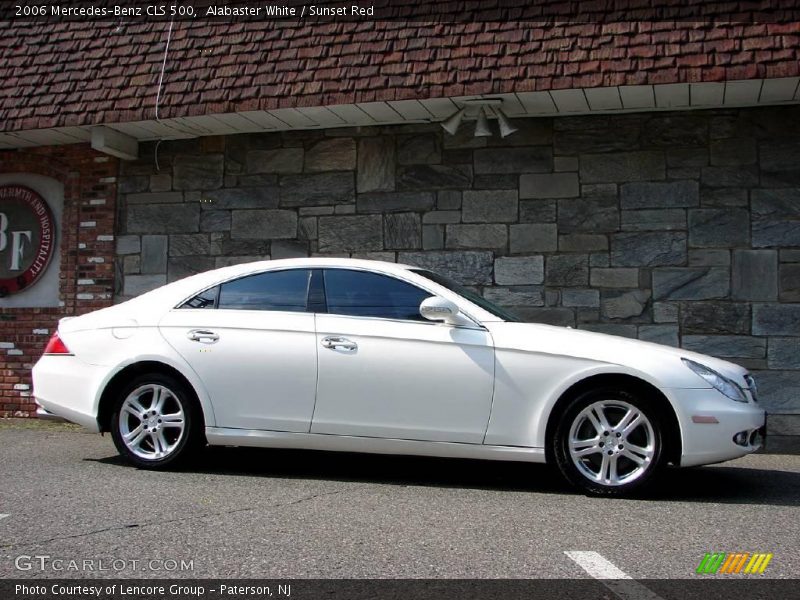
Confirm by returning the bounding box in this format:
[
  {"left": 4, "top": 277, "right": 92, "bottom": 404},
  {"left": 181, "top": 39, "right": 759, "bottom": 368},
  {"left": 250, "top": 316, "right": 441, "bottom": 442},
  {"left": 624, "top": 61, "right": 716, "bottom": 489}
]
[{"left": 89, "top": 446, "right": 800, "bottom": 507}]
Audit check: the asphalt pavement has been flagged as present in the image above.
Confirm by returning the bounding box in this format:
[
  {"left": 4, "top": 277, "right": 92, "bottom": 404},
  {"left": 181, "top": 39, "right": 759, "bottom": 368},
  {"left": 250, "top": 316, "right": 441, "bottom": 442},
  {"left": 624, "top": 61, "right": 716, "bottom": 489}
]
[{"left": 1, "top": 419, "right": 798, "bottom": 580}]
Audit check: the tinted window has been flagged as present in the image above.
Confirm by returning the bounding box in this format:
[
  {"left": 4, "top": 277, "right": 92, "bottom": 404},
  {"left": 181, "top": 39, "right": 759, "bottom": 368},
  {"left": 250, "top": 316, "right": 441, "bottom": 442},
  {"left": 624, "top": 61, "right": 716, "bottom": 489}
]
[
  {"left": 180, "top": 285, "right": 219, "bottom": 309},
  {"left": 323, "top": 269, "right": 431, "bottom": 321},
  {"left": 218, "top": 270, "right": 311, "bottom": 312}
]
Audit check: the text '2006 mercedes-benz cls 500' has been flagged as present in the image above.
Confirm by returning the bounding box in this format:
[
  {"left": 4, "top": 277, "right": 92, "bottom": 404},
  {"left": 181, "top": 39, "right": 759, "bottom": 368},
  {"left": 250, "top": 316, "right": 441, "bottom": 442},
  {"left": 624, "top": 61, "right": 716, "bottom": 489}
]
[{"left": 32, "top": 258, "right": 766, "bottom": 496}]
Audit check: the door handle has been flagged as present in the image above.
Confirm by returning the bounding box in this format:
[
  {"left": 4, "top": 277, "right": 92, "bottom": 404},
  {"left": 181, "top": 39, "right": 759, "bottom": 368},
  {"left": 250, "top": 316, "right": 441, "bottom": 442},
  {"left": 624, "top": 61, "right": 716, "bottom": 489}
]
[
  {"left": 187, "top": 329, "right": 219, "bottom": 343},
  {"left": 321, "top": 336, "right": 357, "bottom": 351}
]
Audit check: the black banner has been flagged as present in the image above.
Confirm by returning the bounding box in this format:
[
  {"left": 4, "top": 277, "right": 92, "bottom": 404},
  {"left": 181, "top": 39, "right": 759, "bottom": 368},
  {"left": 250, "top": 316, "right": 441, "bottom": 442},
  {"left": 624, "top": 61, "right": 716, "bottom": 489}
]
[{"left": 2, "top": 579, "right": 800, "bottom": 600}]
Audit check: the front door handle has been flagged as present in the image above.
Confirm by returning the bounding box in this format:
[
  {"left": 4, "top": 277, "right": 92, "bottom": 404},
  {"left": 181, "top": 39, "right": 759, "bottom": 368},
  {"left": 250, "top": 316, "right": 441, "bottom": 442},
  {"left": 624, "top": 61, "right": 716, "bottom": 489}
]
[
  {"left": 187, "top": 329, "right": 219, "bottom": 344},
  {"left": 321, "top": 336, "right": 357, "bottom": 351}
]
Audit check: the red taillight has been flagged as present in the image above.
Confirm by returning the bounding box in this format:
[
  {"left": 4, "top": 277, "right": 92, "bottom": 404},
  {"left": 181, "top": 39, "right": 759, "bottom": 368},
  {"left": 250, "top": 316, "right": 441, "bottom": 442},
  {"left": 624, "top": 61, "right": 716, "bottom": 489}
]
[{"left": 43, "top": 332, "right": 71, "bottom": 355}]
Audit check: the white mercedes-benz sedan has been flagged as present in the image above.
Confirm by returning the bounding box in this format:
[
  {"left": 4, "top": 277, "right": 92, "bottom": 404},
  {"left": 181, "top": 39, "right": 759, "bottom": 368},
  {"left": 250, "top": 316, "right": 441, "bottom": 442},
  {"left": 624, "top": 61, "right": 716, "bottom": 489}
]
[{"left": 32, "top": 258, "right": 765, "bottom": 496}]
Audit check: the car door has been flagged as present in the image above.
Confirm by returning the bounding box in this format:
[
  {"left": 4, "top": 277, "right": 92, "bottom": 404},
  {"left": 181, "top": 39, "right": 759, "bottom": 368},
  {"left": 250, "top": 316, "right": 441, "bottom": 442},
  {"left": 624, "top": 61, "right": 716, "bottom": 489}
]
[
  {"left": 311, "top": 268, "right": 495, "bottom": 444},
  {"left": 159, "top": 268, "right": 318, "bottom": 432}
]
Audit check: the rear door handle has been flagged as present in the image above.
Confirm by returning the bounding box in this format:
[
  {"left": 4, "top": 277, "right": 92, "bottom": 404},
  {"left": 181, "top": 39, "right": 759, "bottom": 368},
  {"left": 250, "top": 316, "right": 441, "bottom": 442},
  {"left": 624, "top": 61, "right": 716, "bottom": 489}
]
[
  {"left": 321, "top": 336, "right": 357, "bottom": 351},
  {"left": 187, "top": 329, "right": 219, "bottom": 344}
]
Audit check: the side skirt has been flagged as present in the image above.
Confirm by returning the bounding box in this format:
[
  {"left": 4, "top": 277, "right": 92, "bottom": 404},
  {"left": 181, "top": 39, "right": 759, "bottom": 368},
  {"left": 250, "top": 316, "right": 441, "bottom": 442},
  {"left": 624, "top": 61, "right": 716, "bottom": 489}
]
[{"left": 205, "top": 427, "right": 546, "bottom": 463}]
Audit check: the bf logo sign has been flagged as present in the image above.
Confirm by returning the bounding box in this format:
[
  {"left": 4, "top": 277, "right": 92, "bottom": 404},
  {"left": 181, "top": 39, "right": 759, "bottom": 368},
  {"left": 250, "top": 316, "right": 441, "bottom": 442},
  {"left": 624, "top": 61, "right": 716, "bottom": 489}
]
[{"left": 0, "top": 185, "right": 55, "bottom": 296}]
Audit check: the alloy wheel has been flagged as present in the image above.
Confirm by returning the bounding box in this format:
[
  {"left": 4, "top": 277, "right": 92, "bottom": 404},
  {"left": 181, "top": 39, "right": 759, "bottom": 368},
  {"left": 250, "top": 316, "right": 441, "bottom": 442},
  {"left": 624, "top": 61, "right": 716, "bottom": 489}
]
[
  {"left": 567, "top": 399, "right": 656, "bottom": 487},
  {"left": 118, "top": 384, "right": 186, "bottom": 460}
]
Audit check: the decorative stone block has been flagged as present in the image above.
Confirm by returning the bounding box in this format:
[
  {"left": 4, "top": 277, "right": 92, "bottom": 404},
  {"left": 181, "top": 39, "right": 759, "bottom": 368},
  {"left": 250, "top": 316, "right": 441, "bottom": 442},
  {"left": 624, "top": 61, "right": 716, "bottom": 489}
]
[
  {"left": 510, "top": 224, "right": 558, "bottom": 253},
  {"left": 139, "top": 235, "right": 167, "bottom": 274},
  {"left": 732, "top": 250, "right": 778, "bottom": 301},
  {"left": 358, "top": 137, "right": 395, "bottom": 192},
  {"left": 123, "top": 274, "right": 166, "bottom": 296},
  {"left": 423, "top": 211, "right": 461, "bottom": 224},
  {"left": 446, "top": 224, "right": 507, "bottom": 250},
  {"left": 602, "top": 290, "right": 650, "bottom": 319},
  {"left": 688, "top": 249, "right": 730, "bottom": 267},
  {"left": 700, "top": 165, "right": 759, "bottom": 187},
  {"left": 203, "top": 186, "right": 279, "bottom": 210},
  {"left": 562, "top": 289, "right": 600, "bottom": 307},
  {"left": 520, "top": 200, "right": 557, "bottom": 223},
  {"left": 558, "top": 197, "right": 619, "bottom": 233},
  {"left": 780, "top": 264, "right": 800, "bottom": 302},
  {"left": 653, "top": 302, "right": 678, "bottom": 323},
  {"left": 559, "top": 234, "right": 608, "bottom": 252},
  {"left": 357, "top": 191, "right": 435, "bottom": 213},
  {"left": 397, "top": 134, "right": 441, "bottom": 165},
  {"left": 116, "top": 235, "right": 140, "bottom": 255},
  {"left": 681, "top": 302, "right": 751, "bottom": 334},
  {"left": 751, "top": 189, "right": 800, "bottom": 247},
  {"left": 167, "top": 256, "right": 215, "bottom": 282},
  {"left": 590, "top": 268, "right": 639, "bottom": 288},
  {"left": 398, "top": 251, "right": 493, "bottom": 285},
  {"left": 127, "top": 204, "right": 199, "bottom": 234},
  {"left": 318, "top": 215, "right": 383, "bottom": 252},
  {"left": 304, "top": 139, "right": 356, "bottom": 172},
  {"left": 270, "top": 240, "right": 309, "bottom": 259},
  {"left": 281, "top": 172, "right": 355, "bottom": 207},
  {"left": 768, "top": 338, "right": 800, "bottom": 369},
  {"left": 200, "top": 210, "right": 232, "bottom": 232},
  {"left": 169, "top": 234, "right": 211, "bottom": 257},
  {"left": 150, "top": 173, "right": 172, "bottom": 192},
  {"left": 474, "top": 146, "right": 552, "bottom": 174},
  {"left": 298, "top": 217, "right": 317, "bottom": 241},
  {"left": 397, "top": 164, "right": 472, "bottom": 190},
  {"left": 580, "top": 151, "right": 665, "bottom": 183},
  {"left": 638, "top": 325, "right": 679, "bottom": 347},
  {"left": 246, "top": 148, "right": 303, "bottom": 174},
  {"left": 462, "top": 190, "right": 519, "bottom": 223},
  {"left": 494, "top": 256, "right": 545, "bottom": 285},
  {"left": 422, "top": 225, "right": 444, "bottom": 250},
  {"left": 753, "top": 304, "right": 800, "bottom": 336},
  {"left": 620, "top": 181, "right": 699, "bottom": 209},
  {"left": 621, "top": 209, "right": 686, "bottom": 231},
  {"left": 546, "top": 254, "right": 589, "bottom": 287},
  {"left": 483, "top": 287, "right": 544, "bottom": 307},
  {"left": 652, "top": 267, "right": 730, "bottom": 300},
  {"left": 384, "top": 213, "right": 421, "bottom": 250},
  {"left": 437, "top": 190, "right": 462, "bottom": 210},
  {"left": 520, "top": 173, "right": 579, "bottom": 199},
  {"left": 710, "top": 138, "right": 757, "bottom": 166},
  {"left": 682, "top": 335, "right": 766, "bottom": 359},
  {"left": 231, "top": 210, "right": 298, "bottom": 240},
  {"left": 688, "top": 208, "right": 750, "bottom": 247},
  {"left": 610, "top": 232, "right": 687, "bottom": 267},
  {"left": 173, "top": 154, "right": 224, "bottom": 190},
  {"left": 126, "top": 191, "right": 183, "bottom": 205},
  {"left": 579, "top": 323, "right": 638, "bottom": 339},
  {"left": 517, "top": 307, "right": 576, "bottom": 327}
]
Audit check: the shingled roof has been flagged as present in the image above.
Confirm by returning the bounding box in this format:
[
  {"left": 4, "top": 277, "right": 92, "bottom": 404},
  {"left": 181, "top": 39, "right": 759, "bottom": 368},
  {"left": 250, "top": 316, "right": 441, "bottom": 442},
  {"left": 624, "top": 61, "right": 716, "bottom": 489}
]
[{"left": 1, "top": 20, "right": 799, "bottom": 133}]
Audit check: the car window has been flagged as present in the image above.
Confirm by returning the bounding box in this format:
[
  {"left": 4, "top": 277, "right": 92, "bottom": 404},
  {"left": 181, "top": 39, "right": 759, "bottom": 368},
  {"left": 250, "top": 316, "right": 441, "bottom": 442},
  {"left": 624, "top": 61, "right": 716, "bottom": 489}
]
[
  {"left": 323, "top": 269, "right": 431, "bottom": 321},
  {"left": 180, "top": 285, "right": 219, "bottom": 309},
  {"left": 218, "top": 269, "right": 311, "bottom": 312}
]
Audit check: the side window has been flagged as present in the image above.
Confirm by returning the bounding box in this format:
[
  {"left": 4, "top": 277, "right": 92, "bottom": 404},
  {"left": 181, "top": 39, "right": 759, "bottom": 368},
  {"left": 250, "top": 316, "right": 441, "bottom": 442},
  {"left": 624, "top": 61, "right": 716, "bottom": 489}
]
[
  {"left": 180, "top": 286, "right": 219, "bottom": 309},
  {"left": 323, "top": 269, "right": 431, "bottom": 321},
  {"left": 218, "top": 269, "right": 311, "bottom": 312}
]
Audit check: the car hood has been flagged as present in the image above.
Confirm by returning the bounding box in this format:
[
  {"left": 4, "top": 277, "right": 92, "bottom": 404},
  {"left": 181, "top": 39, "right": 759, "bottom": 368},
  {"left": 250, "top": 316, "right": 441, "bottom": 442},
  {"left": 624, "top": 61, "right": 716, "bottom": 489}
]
[{"left": 484, "top": 322, "right": 750, "bottom": 390}]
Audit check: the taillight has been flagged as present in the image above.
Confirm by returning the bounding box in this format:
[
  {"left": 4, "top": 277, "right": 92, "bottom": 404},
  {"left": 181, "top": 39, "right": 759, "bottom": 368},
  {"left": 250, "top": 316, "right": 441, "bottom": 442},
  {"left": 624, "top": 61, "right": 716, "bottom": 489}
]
[{"left": 43, "top": 332, "right": 72, "bottom": 355}]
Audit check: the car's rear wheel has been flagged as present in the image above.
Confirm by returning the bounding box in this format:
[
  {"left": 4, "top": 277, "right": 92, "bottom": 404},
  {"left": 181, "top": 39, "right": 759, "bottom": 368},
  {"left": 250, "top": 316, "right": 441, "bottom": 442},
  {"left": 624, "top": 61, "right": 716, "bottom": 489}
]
[
  {"left": 552, "top": 388, "right": 665, "bottom": 496},
  {"left": 110, "top": 373, "right": 203, "bottom": 469}
]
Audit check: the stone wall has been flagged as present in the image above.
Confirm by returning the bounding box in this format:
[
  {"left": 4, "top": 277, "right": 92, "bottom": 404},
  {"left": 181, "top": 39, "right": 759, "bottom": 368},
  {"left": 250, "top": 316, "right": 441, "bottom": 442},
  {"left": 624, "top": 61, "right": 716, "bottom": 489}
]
[{"left": 116, "top": 106, "right": 800, "bottom": 447}]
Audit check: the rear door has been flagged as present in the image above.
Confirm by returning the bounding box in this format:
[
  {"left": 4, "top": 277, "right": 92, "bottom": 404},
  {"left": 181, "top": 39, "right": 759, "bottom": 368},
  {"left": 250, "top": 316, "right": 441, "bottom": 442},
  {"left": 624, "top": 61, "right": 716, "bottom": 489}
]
[{"left": 159, "top": 268, "right": 318, "bottom": 432}]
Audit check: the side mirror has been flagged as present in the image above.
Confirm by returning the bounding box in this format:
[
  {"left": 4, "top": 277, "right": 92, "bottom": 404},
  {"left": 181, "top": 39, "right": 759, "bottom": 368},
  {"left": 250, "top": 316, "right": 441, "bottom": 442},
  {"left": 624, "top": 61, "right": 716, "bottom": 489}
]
[{"left": 420, "top": 296, "right": 463, "bottom": 325}]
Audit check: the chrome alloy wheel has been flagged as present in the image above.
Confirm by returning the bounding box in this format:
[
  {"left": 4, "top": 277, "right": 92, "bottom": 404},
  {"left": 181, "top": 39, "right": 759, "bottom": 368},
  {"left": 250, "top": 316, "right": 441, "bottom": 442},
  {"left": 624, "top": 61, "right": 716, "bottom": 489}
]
[
  {"left": 567, "top": 399, "right": 656, "bottom": 487},
  {"left": 118, "top": 384, "right": 186, "bottom": 460}
]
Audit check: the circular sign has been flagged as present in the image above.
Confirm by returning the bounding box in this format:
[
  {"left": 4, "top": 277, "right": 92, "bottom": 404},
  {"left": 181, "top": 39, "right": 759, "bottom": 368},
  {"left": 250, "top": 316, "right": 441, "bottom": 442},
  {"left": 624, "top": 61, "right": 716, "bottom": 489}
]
[{"left": 0, "top": 185, "right": 56, "bottom": 297}]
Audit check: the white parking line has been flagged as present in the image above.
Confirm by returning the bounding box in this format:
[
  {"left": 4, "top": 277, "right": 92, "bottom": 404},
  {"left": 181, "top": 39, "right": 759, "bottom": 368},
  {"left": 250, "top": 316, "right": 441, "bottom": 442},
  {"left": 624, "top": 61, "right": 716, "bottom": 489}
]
[{"left": 564, "top": 551, "right": 665, "bottom": 600}]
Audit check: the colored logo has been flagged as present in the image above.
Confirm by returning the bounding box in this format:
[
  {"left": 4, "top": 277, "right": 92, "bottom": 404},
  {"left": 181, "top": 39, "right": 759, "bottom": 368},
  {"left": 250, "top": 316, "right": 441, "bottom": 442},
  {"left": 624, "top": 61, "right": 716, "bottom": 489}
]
[
  {"left": 0, "top": 185, "right": 56, "bottom": 297},
  {"left": 696, "top": 552, "right": 773, "bottom": 574}
]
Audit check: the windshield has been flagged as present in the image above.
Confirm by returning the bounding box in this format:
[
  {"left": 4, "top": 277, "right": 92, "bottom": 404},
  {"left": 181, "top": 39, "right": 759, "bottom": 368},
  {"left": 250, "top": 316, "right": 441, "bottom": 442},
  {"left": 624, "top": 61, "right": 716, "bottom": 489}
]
[{"left": 411, "top": 269, "right": 523, "bottom": 322}]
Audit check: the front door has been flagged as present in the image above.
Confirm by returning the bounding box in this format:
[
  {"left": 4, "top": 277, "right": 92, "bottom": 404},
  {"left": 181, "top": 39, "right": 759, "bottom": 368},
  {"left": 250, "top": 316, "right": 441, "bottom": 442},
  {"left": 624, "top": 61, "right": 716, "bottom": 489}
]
[{"left": 310, "top": 268, "right": 495, "bottom": 444}]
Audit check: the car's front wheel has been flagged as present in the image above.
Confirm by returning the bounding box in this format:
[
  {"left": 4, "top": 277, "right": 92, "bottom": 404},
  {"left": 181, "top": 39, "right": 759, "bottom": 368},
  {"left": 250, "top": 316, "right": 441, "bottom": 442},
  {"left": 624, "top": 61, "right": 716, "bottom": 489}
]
[
  {"left": 110, "top": 373, "right": 203, "bottom": 469},
  {"left": 552, "top": 388, "right": 665, "bottom": 496}
]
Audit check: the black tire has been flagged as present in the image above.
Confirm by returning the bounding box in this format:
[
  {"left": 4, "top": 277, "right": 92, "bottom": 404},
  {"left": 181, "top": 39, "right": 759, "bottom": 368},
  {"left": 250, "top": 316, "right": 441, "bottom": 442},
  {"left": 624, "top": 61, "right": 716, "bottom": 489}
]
[
  {"left": 110, "top": 372, "right": 204, "bottom": 469},
  {"left": 551, "top": 387, "right": 666, "bottom": 497}
]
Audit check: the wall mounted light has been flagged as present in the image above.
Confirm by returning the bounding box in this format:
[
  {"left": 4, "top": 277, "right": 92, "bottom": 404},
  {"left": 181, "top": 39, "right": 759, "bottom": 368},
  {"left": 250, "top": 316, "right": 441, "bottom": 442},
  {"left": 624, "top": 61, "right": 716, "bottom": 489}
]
[{"left": 440, "top": 99, "right": 518, "bottom": 138}]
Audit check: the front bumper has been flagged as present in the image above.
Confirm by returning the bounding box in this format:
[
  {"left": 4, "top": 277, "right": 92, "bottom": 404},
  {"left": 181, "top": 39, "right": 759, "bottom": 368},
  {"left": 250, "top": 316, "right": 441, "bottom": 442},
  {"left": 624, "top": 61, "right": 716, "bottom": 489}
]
[{"left": 665, "top": 387, "right": 767, "bottom": 467}]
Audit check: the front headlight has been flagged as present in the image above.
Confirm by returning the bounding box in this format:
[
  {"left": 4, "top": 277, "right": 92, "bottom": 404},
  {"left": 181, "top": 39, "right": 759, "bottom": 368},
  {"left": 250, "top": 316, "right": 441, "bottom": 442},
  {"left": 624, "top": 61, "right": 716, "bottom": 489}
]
[{"left": 682, "top": 358, "right": 748, "bottom": 403}]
